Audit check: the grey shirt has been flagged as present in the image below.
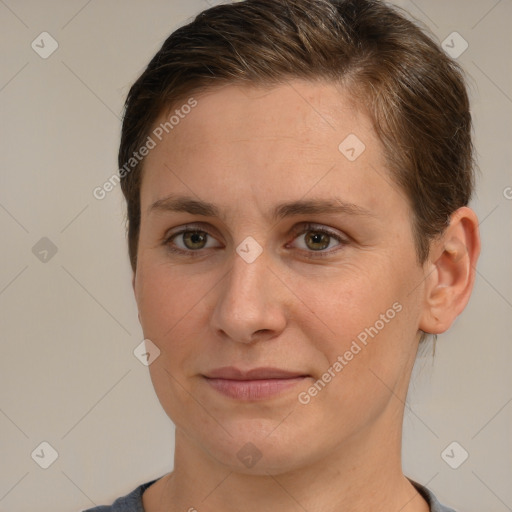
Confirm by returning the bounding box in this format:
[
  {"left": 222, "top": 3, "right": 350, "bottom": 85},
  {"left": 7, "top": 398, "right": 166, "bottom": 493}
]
[{"left": 82, "top": 478, "right": 457, "bottom": 512}]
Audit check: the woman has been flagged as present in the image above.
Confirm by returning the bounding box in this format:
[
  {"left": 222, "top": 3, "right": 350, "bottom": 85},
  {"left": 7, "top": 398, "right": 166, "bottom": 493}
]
[{"left": 86, "top": 0, "right": 480, "bottom": 510}]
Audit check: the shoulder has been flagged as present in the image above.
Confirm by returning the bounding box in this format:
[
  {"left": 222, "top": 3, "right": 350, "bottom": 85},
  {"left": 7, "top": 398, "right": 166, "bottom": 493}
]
[
  {"left": 409, "top": 479, "right": 458, "bottom": 512},
  {"left": 81, "top": 479, "right": 159, "bottom": 512}
]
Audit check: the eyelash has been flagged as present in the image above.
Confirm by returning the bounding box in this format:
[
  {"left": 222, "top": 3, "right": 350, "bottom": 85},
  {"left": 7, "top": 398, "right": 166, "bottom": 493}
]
[{"left": 163, "top": 223, "right": 348, "bottom": 259}]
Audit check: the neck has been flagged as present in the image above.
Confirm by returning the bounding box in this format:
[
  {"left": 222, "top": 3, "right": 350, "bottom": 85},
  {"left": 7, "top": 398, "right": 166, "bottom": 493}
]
[{"left": 148, "top": 408, "right": 429, "bottom": 512}]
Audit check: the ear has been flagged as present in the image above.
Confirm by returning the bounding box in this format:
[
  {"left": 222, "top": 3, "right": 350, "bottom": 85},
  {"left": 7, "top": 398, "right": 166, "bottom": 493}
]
[{"left": 419, "top": 206, "right": 481, "bottom": 334}]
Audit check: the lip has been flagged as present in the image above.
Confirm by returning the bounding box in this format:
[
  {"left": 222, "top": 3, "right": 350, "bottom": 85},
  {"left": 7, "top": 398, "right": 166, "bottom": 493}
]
[
  {"left": 203, "top": 366, "right": 310, "bottom": 401},
  {"left": 205, "top": 366, "right": 307, "bottom": 380}
]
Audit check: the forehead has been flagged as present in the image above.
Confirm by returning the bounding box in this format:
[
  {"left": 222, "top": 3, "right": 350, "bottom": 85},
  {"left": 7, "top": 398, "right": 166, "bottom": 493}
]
[
  {"left": 157, "top": 80, "right": 372, "bottom": 154},
  {"left": 140, "top": 80, "right": 403, "bottom": 219}
]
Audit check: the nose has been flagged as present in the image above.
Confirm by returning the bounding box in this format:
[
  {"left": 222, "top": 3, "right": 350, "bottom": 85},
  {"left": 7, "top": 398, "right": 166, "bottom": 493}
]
[{"left": 210, "top": 247, "right": 288, "bottom": 345}]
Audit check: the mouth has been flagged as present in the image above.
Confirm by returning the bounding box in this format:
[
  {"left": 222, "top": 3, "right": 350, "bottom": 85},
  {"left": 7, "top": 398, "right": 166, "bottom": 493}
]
[{"left": 202, "top": 367, "right": 310, "bottom": 401}]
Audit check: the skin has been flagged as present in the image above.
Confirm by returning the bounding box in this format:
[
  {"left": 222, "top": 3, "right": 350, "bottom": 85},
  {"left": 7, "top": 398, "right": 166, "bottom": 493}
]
[{"left": 132, "top": 80, "right": 480, "bottom": 512}]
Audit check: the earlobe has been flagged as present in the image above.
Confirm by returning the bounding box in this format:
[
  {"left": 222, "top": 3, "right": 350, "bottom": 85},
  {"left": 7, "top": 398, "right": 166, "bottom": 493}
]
[{"left": 419, "top": 207, "right": 481, "bottom": 335}]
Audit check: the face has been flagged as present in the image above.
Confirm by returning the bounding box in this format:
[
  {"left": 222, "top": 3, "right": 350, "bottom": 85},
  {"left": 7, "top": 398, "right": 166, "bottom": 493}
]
[{"left": 133, "top": 80, "right": 428, "bottom": 473}]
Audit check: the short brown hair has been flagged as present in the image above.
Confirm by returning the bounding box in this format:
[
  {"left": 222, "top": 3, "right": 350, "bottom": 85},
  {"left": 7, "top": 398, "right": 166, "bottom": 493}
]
[{"left": 119, "top": 0, "right": 474, "bottom": 273}]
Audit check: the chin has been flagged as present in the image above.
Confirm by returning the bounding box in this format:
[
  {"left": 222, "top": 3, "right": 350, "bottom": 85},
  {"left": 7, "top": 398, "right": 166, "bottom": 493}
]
[{"left": 193, "top": 418, "right": 320, "bottom": 475}]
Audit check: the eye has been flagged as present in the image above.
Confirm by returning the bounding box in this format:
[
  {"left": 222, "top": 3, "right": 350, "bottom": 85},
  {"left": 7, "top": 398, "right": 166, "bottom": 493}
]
[
  {"left": 163, "top": 223, "right": 348, "bottom": 258},
  {"left": 164, "top": 226, "right": 221, "bottom": 254},
  {"left": 288, "top": 223, "right": 348, "bottom": 257}
]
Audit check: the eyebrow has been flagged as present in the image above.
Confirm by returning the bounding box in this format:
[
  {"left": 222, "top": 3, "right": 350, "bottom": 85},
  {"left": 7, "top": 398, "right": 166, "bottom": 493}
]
[{"left": 148, "top": 194, "right": 376, "bottom": 221}]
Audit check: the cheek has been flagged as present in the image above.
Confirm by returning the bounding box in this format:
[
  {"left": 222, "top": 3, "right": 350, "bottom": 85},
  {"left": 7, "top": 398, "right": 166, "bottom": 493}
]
[
  {"left": 291, "top": 264, "right": 398, "bottom": 341},
  {"left": 135, "top": 258, "right": 201, "bottom": 339},
  {"left": 291, "top": 269, "right": 418, "bottom": 427},
  {"left": 134, "top": 257, "right": 219, "bottom": 383},
  {"left": 135, "top": 260, "right": 209, "bottom": 425},
  {"left": 291, "top": 258, "right": 420, "bottom": 379}
]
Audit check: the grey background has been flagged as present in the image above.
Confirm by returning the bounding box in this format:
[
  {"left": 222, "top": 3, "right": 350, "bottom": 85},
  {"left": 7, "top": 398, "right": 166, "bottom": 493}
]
[{"left": 0, "top": 1, "right": 511, "bottom": 511}]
